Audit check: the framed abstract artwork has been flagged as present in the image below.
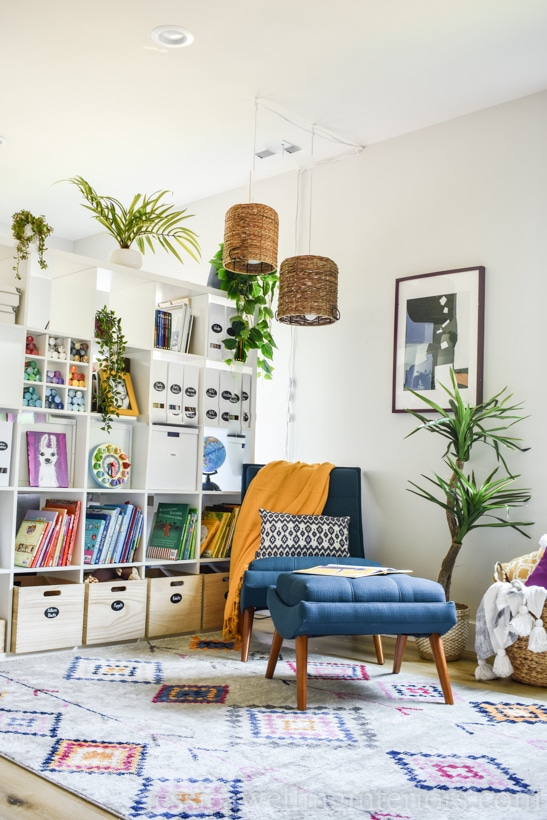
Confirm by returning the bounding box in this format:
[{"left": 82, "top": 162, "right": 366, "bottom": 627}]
[{"left": 392, "top": 266, "right": 485, "bottom": 412}]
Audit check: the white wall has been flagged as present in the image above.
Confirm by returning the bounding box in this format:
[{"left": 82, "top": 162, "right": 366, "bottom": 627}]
[
  {"left": 78, "top": 91, "right": 547, "bottom": 640},
  {"left": 282, "top": 90, "right": 547, "bottom": 628}
]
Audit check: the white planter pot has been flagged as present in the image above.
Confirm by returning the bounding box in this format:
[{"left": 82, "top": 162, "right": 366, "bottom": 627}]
[{"left": 108, "top": 247, "right": 143, "bottom": 269}]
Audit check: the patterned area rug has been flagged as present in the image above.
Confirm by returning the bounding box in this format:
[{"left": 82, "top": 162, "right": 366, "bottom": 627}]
[{"left": 0, "top": 630, "right": 545, "bottom": 819}]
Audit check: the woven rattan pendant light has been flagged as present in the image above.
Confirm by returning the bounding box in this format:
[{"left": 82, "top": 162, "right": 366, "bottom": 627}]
[
  {"left": 223, "top": 100, "right": 279, "bottom": 275},
  {"left": 277, "top": 128, "right": 340, "bottom": 326},
  {"left": 277, "top": 254, "right": 340, "bottom": 325},
  {"left": 223, "top": 202, "right": 279, "bottom": 274}
]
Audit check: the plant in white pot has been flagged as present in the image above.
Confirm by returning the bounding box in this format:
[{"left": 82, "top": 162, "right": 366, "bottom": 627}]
[
  {"left": 406, "top": 369, "right": 533, "bottom": 660},
  {"left": 65, "top": 176, "right": 200, "bottom": 269}
]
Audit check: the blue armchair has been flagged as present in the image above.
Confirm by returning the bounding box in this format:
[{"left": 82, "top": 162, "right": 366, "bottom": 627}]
[{"left": 238, "top": 463, "right": 384, "bottom": 662}]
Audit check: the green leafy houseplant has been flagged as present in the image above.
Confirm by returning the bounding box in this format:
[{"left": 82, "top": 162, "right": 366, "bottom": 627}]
[
  {"left": 66, "top": 176, "right": 200, "bottom": 265},
  {"left": 406, "top": 370, "right": 533, "bottom": 601},
  {"left": 11, "top": 210, "right": 53, "bottom": 280},
  {"left": 94, "top": 306, "right": 128, "bottom": 433},
  {"left": 209, "top": 243, "right": 278, "bottom": 378}
]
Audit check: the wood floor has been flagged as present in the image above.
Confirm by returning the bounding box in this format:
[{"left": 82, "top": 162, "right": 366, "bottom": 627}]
[{"left": 1, "top": 622, "right": 545, "bottom": 820}]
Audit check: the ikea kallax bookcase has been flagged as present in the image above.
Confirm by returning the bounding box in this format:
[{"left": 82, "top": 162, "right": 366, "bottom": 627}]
[{"left": 0, "top": 239, "right": 254, "bottom": 654}]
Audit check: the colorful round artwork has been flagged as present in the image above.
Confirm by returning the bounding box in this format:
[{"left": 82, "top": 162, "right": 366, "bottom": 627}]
[{"left": 91, "top": 443, "right": 131, "bottom": 488}]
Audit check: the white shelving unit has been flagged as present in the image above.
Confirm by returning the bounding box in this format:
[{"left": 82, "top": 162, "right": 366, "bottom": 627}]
[{"left": 0, "top": 239, "right": 256, "bottom": 654}]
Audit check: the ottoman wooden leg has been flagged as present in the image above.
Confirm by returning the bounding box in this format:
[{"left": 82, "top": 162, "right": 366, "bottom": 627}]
[
  {"left": 373, "top": 635, "right": 385, "bottom": 665},
  {"left": 295, "top": 635, "right": 309, "bottom": 711},
  {"left": 429, "top": 633, "right": 454, "bottom": 705},
  {"left": 265, "top": 629, "right": 284, "bottom": 678},
  {"left": 392, "top": 635, "right": 408, "bottom": 673}
]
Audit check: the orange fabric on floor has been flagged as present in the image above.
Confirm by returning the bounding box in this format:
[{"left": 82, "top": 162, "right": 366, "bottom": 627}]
[{"left": 222, "top": 460, "right": 335, "bottom": 643}]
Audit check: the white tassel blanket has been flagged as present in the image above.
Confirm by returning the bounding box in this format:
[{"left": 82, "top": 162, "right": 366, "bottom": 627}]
[{"left": 474, "top": 579, "right": 547, "bottom": 680}]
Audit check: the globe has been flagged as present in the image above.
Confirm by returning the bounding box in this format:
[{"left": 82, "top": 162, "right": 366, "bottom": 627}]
[{"left": 202, "top": 436, "right": 226, "bottom": 490}]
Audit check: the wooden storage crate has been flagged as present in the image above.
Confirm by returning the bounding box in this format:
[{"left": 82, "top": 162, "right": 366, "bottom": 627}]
[
  {"left": 11, "top": 577, "right": 84, "bottom": 653},
  {"left": 83, "top": 579, "right": 147, "bottom": 645},
  {"left": 201, "top": 571, "right": 230, "bottom": 630},
  {"left": 146, "top": 570, "right": 202, "bottom": 637}
]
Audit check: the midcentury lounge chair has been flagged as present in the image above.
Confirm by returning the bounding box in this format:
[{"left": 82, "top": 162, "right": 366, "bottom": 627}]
[{"left": 238, "top": 463, "right": 384, "bottom": 662}]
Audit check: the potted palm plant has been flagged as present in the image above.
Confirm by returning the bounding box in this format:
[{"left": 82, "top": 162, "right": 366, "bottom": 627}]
[
  {"left": 11, "top": 210, "right": 53, "bottom": 280},
  {"left": 209, "top": 243, "right": 278, "bottom": 378},
  {"left": 65, "top": 176, "right": 200, "bottom": 269},
  {"left": 406, "top": 369, "right": 533, "bottom": 659}
]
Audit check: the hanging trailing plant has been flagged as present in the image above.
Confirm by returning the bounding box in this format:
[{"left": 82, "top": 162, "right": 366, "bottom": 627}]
[
  {"left": 11, "top": 210, "right": 53, "bottom": 280},
  {"left": 209, "top": 243, "right": 278, "bottom": 378},
  {"left": 94, "top": 306, "right": 128, "bottom": 433}
]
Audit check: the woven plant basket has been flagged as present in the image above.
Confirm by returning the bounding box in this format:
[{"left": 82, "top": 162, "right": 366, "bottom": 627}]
[
  {"left": 415, "top": 602, "right": 470, "bottom": 662},
  {"left": 506, "top": 602, "right": 547, "bottom": 687},
  {"left": 277, "top": 255, "right": 340, "bottom": 325}
]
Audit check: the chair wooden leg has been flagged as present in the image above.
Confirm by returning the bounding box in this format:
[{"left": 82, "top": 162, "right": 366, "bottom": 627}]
[
  {"left": 240, "top": 607, "right": 255, "bottom": 662},
  {"left": 429, "top": 633, "right": 454, "bottom": 705},
  {"left": 265, "top": 629, "right": 284, "bottom": 679},
  {"left": 373, "top": 634, "right": 384, "bottom": 665},
  {"left": 295, "top": 635, "right": 309, "bottom": 711},
  {"left": 392, "top": 635, "right": 408, "bottom": 673}
]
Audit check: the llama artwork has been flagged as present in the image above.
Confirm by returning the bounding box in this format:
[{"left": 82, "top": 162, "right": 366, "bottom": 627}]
[{"left": 27, "top": 431, "right": 69, "bottom": 488}]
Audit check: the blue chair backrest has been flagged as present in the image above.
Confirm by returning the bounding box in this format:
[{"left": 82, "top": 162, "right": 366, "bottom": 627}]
[{"left": 240, "top": 464, "right": 366, "bottom": 558}]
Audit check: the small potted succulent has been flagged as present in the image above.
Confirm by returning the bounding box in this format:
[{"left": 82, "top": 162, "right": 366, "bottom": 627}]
[
  {"left": 11, "top": 210, "right": 53, "bottom": 280},
  {"left": 65, "top": 176, "right": 201, "bottom": 269}
]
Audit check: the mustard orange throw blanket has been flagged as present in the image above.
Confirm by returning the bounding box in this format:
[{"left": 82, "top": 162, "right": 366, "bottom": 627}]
[{"left": 222, "top": 460, "right": 335, "bottom": 643}]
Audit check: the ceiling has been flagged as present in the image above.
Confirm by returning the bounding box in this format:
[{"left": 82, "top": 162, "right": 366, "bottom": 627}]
[{"left": 1, "top": 0, "right": 547, "bottom": 243}]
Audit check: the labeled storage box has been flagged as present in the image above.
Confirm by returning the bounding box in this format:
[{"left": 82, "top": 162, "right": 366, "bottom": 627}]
[
  {"left": 201, "top": 572, "right": 230, "bottom": 630},
  {"left": 147, "top": 425, "right": 198, "bottom": 490},
  {"left": 83, "top": 579, "right": 147, "bottom": 645},
  {"left": 146, "top": 570, "right": 202, "bottom": 637},
  {"left": 11, "top": 576, "right": 84, "bottom": 653}
]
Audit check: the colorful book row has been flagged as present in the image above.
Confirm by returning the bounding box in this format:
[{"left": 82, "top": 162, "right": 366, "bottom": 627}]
[
  {"left": 200, "top": 504, "right": 240, "bottom": 559},
  {"left": 84, "top": 502, "right": 144, "bottom": 565},
  {"left": 146, "top": 502, "right": 199, "bottom": 561},
  {"left": 14, "top": 499, "right": 81, "bottom": 568}
]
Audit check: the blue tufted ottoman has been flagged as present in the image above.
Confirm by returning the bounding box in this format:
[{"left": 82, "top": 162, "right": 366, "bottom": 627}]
[{"left": 265, "top": 571, "right": 457, "bottom": 710}]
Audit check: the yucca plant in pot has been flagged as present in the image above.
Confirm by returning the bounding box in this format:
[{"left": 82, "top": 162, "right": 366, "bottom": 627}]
[
  {"left": 209, "top": 243, "right": 278, "bottom": 378},
  {"left": 65, "top": 176, "right": 200, "bottom": 270},
  {"left": 406, "top": 369, "right": 533, "bottom": 660}
]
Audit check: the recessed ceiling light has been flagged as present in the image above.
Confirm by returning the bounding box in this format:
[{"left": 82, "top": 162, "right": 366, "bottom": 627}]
[
  {"left": 0, "top": 136, "right": 7, "bottom": 146},
  {"left": 151, "top": 25, "right": 194, "bottom": 48}
]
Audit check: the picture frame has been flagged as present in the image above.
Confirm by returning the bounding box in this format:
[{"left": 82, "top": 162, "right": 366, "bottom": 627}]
[
  {"left": 392, "top": 266, "right": 485, "bottom": 413},
  {"left": 99, "top": 371, "right": 140, "bottom": 417},
  {"left": 26, "top": 430, "right": 69, "bottom": 487}
]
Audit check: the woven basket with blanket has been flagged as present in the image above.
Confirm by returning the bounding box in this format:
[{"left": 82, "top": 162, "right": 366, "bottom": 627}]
[{"left": 487, "top": 537, "right": 547, "bottom": 687}]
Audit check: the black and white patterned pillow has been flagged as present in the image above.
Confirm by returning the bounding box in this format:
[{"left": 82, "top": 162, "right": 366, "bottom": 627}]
[{"left": 256, "top": 508, "right": 350, "bottom": 558}]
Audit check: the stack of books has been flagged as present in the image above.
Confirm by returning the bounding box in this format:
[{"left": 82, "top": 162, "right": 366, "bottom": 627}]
[
  {"left": 200, "top": 504, "right": 240, "bottom": 559},
  {"left": 84, "top": 501, "right": 144, "bottom": 565},
  {"left": 13, "top": 498, "right": 81, "bottom": 568},
  {"left": 146, "top": 502, "right": 199, "bottom": 561},
  {"left": 154, "top": 297, "right": 193, "bottom": 352},
  {"left": 0, "top": 283, "right": 19, "bottom": 324}
]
